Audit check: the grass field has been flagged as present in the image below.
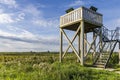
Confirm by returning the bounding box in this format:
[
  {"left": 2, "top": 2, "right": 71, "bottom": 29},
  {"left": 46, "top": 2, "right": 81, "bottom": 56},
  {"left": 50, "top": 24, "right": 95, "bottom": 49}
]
[{"left": 0, "top": 52, "right": 120, "bottom": 80}]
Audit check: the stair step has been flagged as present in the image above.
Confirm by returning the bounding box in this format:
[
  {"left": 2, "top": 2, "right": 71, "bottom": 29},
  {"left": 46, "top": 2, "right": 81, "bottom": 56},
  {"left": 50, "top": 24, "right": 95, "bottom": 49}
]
[
  {"left": 93, "top": 27, "right": 118, "bottom": 68},
  {"left": 93, "top": 64, "right": 104, "bottom": 68},
  {"left": 102, "top": 53, "right": 109, "bottom": 55},
  {"left": 100, "top": 57, "right": 109, "bottom": 59},
  {"left": 96, "top": 62, "right": 106, "bottom": 65},
  {"left": 97, "top": 60, "right": 107, "bottom": 63},
  {"left": 101, "top": 55, "right": 108, "bottom": 58},
  {"left": 101, "top": 55, "right": 109, "bottom": 58},
  {"left": 100, "top": 57, "right": 108, "bottom": 60}
]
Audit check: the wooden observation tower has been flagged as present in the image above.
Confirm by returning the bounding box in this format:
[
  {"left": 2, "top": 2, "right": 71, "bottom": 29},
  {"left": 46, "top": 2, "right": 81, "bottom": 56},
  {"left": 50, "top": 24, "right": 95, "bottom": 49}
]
[
  {"left": 59, "top": 6, "right": 103, "bottom": 65},
  {"left": 59, "top": 6, "right": 120, "bottom": 68}
]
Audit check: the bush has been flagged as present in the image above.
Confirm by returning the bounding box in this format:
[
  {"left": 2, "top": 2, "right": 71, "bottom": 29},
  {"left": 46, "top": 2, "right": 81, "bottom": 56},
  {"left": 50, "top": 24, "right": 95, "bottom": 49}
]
[{"left": 108, "top": 53, "right": 119, "bottom": 68}]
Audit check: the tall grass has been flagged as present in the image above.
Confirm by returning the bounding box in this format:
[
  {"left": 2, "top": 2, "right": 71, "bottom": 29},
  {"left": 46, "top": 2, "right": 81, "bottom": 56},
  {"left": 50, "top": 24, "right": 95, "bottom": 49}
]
[{"left": 0, "top": 52, "right": 119, "bottom": 80}]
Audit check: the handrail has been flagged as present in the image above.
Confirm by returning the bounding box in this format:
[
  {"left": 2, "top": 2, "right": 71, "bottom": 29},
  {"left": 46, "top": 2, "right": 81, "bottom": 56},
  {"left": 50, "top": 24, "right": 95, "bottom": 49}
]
[
  {"left": 60, "top": 7, "right": 102, "bottom": 27},
  {"left": 60, "top": 8, "right": 82, "bottom": 26},
  {"left": 93, "top": 26, "right": 120, "bottom": 65},
  {"left": 102, "top": 26, "right": 120, "bottom": 41},
  {"left": 93, "top": 26, "right": 120, "bottom": 67},
  {"left": 104, "top": 41, "right": 117, "bottom": 68}
]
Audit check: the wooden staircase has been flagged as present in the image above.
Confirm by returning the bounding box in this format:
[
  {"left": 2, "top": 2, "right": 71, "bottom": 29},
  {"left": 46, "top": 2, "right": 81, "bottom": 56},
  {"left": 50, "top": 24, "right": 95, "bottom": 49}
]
[
  {"left": 93, "top": 26, "right": 119, "bottom": 68},
  {"left": 94, "top": 41, "right": 117, "bottom": 68}
]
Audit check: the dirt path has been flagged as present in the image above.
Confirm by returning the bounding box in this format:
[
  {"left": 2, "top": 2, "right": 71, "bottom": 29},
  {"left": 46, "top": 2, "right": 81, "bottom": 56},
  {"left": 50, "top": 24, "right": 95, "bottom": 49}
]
[{"left": 90, "top": 67, "right": 120, "bottom": 74}]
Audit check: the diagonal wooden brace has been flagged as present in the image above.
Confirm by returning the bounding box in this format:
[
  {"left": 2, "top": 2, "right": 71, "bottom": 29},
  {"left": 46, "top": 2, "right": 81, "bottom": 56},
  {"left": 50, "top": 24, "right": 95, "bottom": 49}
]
[
  {"left": 84, "top": 34, "right": 98, "bottom": 57},
  {"left": 62, "top": 25, "right": 81, "bottom": 58},
  {"left": 61, "top": 29, "right": 81, "bottom": 62}
]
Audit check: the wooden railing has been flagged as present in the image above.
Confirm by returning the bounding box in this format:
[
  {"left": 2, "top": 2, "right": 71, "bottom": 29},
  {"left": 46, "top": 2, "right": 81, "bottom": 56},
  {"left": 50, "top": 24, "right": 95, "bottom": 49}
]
[
  {"left": 60, "top": 8, "right": 82, "bottom": 27},
  {"left": 83, "top": 7, "right": 102, "bottom": 25},
  {"left": 60, "top": 7, "right": 103, "bottom": 27}
]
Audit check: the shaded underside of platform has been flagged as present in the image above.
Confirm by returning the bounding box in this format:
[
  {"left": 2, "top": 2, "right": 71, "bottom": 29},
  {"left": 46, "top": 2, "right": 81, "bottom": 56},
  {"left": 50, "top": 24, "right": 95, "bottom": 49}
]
[{"left": 60, "top": 21, "right": 102, "bottom": 33}]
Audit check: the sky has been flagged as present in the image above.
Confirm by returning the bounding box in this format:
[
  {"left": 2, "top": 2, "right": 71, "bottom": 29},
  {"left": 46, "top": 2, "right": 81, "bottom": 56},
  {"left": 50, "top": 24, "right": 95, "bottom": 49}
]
[{"left": 0, "top": 0, "right": 120, "bottom": 52}]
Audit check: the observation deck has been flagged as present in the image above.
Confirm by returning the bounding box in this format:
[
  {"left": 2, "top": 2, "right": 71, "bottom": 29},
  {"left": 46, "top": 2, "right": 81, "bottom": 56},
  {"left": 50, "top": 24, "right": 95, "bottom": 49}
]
[{"left": 60, "top": 7, "right": 103, "bottom": 32}]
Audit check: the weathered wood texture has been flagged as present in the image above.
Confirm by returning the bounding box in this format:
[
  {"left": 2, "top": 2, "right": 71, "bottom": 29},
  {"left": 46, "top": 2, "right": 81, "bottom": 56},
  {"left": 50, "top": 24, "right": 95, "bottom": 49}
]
[{"left": 60, "top": 7, "right": 102, "bottom": 32}]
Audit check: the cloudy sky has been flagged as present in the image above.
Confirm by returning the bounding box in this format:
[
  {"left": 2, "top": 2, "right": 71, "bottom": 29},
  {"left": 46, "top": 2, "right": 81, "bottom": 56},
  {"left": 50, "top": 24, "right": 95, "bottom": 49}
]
[{"left": 0, "top": 0, "right": 120, "bottom": 52}]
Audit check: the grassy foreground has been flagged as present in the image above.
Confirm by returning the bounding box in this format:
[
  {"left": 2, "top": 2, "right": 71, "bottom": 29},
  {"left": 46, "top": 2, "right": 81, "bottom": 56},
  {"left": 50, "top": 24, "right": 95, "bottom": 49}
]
[{"left": 0, "top": 52, "right": 120, "bottom": 80}]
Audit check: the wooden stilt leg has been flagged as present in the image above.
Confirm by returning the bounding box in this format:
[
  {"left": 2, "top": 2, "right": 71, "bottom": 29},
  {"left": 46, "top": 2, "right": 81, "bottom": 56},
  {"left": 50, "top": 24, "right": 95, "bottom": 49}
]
[
  {"left": 78, "top": 31, "right": 80, "bottom": 62},
  {"left": 60, "top": 29, "right": 63, "bottom": 62},
  {"left": 81, "top": 21, "right": 84, "bottom": 65}
]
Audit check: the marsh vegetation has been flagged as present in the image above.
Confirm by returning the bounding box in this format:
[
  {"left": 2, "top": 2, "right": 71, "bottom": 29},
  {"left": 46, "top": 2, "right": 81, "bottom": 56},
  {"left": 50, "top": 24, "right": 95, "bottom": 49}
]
[{"left": 0, "top": 52, "right": 120, "bottom": 80}]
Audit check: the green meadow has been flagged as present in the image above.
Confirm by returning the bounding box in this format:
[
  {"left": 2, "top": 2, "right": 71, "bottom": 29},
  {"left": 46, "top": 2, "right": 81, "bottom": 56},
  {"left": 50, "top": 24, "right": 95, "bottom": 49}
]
[{"left": 0, "top": 52, "right": 120, "bottom": 80}]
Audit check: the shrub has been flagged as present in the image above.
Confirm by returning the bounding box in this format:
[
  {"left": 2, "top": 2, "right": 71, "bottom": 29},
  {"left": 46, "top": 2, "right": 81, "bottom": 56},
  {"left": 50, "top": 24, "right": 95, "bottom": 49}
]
[{"left": 108, "top": 53, "right": 119, "bottom": 68}]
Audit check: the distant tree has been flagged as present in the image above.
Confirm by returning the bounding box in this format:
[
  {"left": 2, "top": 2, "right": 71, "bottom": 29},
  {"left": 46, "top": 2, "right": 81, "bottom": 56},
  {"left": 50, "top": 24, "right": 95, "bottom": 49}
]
[
  {"left": 47, "top": 50, "right": 50, "bottom": 53},
  {"left": 30, "top": 51, "right": 35, "bottom": 53},
  {"left": 30, "top": 51, "right": 33, "bottom": 53}
]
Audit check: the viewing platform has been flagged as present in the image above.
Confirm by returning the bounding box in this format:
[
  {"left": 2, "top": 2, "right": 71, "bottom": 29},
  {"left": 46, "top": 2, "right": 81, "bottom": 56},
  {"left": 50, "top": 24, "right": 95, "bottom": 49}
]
[
  {"left": 60, "top": 6, "right": 120, "bottom": 68},
  {"left": 60, "top": 7, "right": 103, "bottom": 32}
]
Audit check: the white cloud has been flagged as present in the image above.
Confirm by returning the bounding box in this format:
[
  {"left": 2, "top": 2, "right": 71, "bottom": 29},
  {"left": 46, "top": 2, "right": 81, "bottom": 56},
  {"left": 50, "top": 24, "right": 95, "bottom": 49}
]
[
  {"left": 1, "top": 26, "right": 38, "bottom": 40},
  {"left": 18, "top": 13, "right": 25, "bottom": 19},
  {"left": 0, "top": 26, "right": 60, "bottom": 52},
  {"left": 0, "top": 26, "right": 59, "bottom": 44},
  {"left": 0, "top": 2, "right": 60, "bottom": 52},
  {"left": 16, "top": 13, "right": 25, "bottom": 21},
  {"left": 0, "top": 0, "right": 18, "bottom": 8},
  {"left": 68, "top": 0, "right": 85, "bottom": 7},
  {"left": 0, "top": 12, "right": 25, "bottom": 24},
  {"left": 0, "top": 38, "right": 59, "bottom": 52},
  {"left": 0, "top": 29, "right": 14, "bottom": 37},
  {"left": 33, "top": 18, "right": 59, "bottom": 27},
  {"left": 19, "top": 30, "right": 38, "bottom": 40},
  {"left": 21, "top": 4, "right": 59, "bottom": 28},
  {"left": 22, "top": 4, "right": 59, "bottom": 28},
  {"left": 0, "top": 13, "right": 14, "bottom": 23},
  {"left": 23, "top": 4, "right": 42, "bottom": 17}
]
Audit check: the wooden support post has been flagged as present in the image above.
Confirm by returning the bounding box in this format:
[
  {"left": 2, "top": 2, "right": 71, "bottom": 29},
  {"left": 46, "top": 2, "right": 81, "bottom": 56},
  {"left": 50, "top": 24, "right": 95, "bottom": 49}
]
[
  {"left": 99, "top": 28, "right": 102, "bottom": 52},
  {"left": 60, "top": 28, "right": 63, "bottom": 62},
  {"left": 93, "top": 32, "right": 96, "bottom": 60},
  {"left": 81, "top": 21, "right": 84, "bottom": 65},
  {"left": 84, "top": 33, "right": 87, "bottom": 57},
  {"left": 78, "top": 31, "right": 80, "bottom": 62},
  {"left": 93, "top": 32, "right": 96, "bottom": 52}
]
